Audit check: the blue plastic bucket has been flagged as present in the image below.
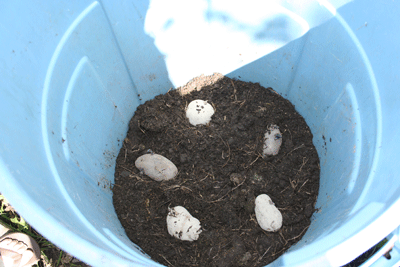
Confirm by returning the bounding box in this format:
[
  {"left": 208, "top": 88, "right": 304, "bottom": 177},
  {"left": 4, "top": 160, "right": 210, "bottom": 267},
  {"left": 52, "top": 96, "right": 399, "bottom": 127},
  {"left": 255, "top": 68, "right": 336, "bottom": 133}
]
[{"left": 1, "top": 1, "right": 400, "bottom": 266}]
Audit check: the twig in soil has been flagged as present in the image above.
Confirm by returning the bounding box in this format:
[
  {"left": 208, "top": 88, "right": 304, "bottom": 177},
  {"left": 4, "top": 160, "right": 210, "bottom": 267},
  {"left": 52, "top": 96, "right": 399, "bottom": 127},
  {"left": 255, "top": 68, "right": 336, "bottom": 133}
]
[
  {"left": 120, "top": 166, "right": 146, "bottom": 183},
  {"left": 277, "top": 206, "right": 290, "bottom": 211},
  {"left": 276, "top": 225, "right": 310, "bottom": 252},
  {"left": 237, "top": 147, "right": 253, "bottom": 156},
  {"left": 211, "top": 102, "right": 217, "bottom": 113},
  {"left": 278, "top": 144, "right": 305, "bottom": 162},
  {"left": 157, "top": 200, "right": 171, "bottom": 209},
  {"left": 137, "top": 121, "right": 146, "bottom": 134},
  {"left": 122, "top": 143, "right": 128, "bottom": 163},
  {"left": 233, "top": 228, "right": 252, "bottom": 232},
  {"left": 200, "top": 173, "right": 210, "bottom": 182},
  {"left": 289, "top": 178, "right": 298, "bottom": 189},
  {"left": 202, "top": 171, "right": 215, "bottom": 181},
  {"left": 271, "top": 246, "right": 286, "bottom": 258},
  {"left": 231, "top": 80, "right": 237, "bottom": 101},
  {"left": 233, "top": 100, "right": 246, "bottom": 108},
  {"left": 195, "top": 129, "right": 203, "bottom": 136},
  {"left": 279, "top": 231, "right": 288, "bottom": 246},
  {"left": 145, "top": 199, "right": 151, "bottom": 215},
  {"left": 265, "top": 162, "right": 277, "bottom": 170},
  {"left": 180, "top": 186, "right": 193, "bottom": 192},
  {"left": 249, "top": 214, "right": 259, "bottom": 227},
  {"left": 286, "top": 128, "right": 293, "bottom": 141},
  {"left": 207, "top": 179, "right": 246, "bottom": 203},
  {"left": 286, "top": 226, "right": 309, "bottom": 242},
  {"left": 120, "top": 166, "right": 134, "bottom": 174},
  {"left": 159, "top": 254, "right": 174, "bottom": 267},
  {"left": 297, "top": 157, "right": 309, "bottom": 174},
  {"left": 131, "top": 147, "right": 143, "bottom": 153},
  {"left": 289, "top": 144, "right": 305, "bottom": 155},
  {"left": 164, "top": 184, "right": 192, "bottom": 193},
  {"left": 280, "top": 186, "right": 290, "bottom": 194},
  {"left": 255, "top": 246, "right": 271, "bottom": 266},
  {"left": 231, "top": 80, "right": 236, "bottom": 93},
  {"left": 298, "top": 179, "right": 309, "bottom": 193},
  {"left": 268, "top": 87, "right": 280, "bottom": 95},
  {"left": 208, "top": 247, "right": 213, "bottom": 257},
  {"left": 221, "top": 241, "right": 233, "bottom": 249},
  {"left": 249, "top": 153, "right": 263, "bottom": 167},
  {"left": 256, "top": 106, "right": 268, "bottom": 113},
  {"left": 216, "top": 134, "right": 231, "bottom": 167}
]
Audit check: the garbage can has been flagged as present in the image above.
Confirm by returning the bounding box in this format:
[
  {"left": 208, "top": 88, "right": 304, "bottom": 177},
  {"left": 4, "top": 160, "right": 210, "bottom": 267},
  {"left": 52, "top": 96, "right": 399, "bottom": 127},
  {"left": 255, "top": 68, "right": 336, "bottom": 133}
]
[{"left": 1, "top": 0, "right": 400, "bottom": 266}]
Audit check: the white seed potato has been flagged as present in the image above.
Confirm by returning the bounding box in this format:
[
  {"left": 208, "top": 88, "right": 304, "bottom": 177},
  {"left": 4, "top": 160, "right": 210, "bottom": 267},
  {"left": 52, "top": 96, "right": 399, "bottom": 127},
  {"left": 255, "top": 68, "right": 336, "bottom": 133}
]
[
  {"left": 186, "top": 99, "right": 214, "bottom": 126},
  {"left": 135, "top": 153, "right": 178, "bottom": 181},
  {"left": 255, "top": 194, "right": 282, "bottom": 232},
  {"left": 263, "top": 124, "right": 282, "bottom": 156},
  {"left": 167, "top": 206, "right": 202, "bottom": 241}
]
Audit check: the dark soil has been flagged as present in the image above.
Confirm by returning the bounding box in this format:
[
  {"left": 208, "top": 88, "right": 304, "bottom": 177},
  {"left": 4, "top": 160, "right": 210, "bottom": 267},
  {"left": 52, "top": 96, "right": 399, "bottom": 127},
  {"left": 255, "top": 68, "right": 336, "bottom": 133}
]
[{"left": 113, "top": 73, "right": 320, "bottom": 267}]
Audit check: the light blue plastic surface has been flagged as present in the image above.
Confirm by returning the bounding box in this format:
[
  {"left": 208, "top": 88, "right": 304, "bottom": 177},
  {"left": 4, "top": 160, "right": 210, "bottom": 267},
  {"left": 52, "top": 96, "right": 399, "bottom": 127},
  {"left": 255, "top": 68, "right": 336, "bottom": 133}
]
[{"left": 1, "top": 1, "right": 400, "bottom": 266}]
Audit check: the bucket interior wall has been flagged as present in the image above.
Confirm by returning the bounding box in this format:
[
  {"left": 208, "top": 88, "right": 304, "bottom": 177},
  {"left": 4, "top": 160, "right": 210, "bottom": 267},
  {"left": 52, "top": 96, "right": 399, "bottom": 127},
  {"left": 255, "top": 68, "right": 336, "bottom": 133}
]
[{"left": 1, "top": 1, "right": 400, "bottom": 266}]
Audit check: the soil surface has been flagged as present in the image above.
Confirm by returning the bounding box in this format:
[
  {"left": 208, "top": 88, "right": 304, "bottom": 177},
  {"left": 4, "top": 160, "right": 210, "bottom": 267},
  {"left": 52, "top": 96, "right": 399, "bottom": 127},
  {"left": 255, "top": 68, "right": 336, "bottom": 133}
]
[{"left": 113, "top": 73, "right": 320, "bottom": 267}]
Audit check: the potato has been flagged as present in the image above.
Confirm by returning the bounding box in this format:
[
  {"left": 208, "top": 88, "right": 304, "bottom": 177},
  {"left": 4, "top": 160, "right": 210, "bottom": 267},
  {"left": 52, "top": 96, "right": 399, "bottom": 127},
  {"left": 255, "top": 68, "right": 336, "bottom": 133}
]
[
  {"left": 135, "top": 153, "right": 178, "bottom": 181},
  {"left": 255, "top": 194, "right": 282, "bottom": 232},
  {"left": 167, "top": 206, "right": 202, "bottom": 241},
  {"left": 186, "top": 99, "right": 214, "bottom": 126},
  {"left": 263, "top": 124, "right": 282, "bottom": 156}
]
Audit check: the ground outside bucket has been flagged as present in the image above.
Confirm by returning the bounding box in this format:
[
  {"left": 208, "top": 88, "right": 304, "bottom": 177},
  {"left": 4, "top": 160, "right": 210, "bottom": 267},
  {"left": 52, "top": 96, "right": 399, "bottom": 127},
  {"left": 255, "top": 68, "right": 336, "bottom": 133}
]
[{"left": 1, "top": 1, "right": 400, "bottom": 267}]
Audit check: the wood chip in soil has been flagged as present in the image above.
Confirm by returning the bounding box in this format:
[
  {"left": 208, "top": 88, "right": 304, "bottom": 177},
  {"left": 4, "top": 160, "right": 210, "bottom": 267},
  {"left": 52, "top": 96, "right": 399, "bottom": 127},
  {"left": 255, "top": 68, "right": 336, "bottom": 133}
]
[{"left": 113, "top": 73, "right": 320, "bottom": 267}]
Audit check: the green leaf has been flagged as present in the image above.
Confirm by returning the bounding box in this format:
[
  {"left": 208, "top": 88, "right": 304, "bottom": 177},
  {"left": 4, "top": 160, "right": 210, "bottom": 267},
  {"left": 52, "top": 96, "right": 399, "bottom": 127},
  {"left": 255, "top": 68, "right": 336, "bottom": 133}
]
[
  {"left": 57, "top": 250, "right": 63, "bottom": 266},
  {"left": 10, "top": 216, "right": 29, "bottom": 230}
]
